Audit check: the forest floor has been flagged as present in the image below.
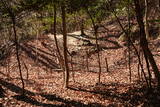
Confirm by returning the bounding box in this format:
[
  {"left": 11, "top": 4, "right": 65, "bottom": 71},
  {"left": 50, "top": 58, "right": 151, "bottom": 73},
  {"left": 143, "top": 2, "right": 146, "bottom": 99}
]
[{"left": 1, "top": 22, "right": 160, "bottom": 106}]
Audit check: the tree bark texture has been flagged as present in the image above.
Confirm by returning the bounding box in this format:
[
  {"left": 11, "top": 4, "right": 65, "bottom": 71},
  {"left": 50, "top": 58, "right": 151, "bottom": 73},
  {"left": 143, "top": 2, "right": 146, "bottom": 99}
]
[
  {"left": 61, "top": 4, "right": 70, "bottom": 88},
  {"left": 134, "top": 0, "right": 160, "bottom": 87}
]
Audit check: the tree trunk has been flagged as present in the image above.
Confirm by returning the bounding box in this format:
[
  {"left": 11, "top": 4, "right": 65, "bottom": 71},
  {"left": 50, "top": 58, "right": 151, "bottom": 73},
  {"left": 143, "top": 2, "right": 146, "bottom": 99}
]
[
  {"left": 86, "top": 51, "right": 89, "bottom": 72},
  {"left": 95, "top": 27, "right": 102, "bottom": 84},
  {"left": 80, "top": 19, "right": 85, "bottom": 36},
  {"left": 53, "top": 4, "right": 64, "bottom": 70},
  {"left": 134, "top": 0, "right": 160, "bottom": 88},
  {"left": 22, "top": 60, "right": 29, "bottom": 80},
  {"left": 61, "top": 4, "right": 70, "bottom": 88},
  {"left": 144, "top": 0, "right": 150, "bottom": 39},
  {"left": 70, "top": 56, "right": 75, "bottom": 82},
  {"left": 86, "top": 8, "right": 102, "bottom": 83},
  {"left": 127, "top": 0, "right": 132, "bottom": 82},
  {"left": 12, "top": 16, "right": 25, "bottom": 95},
  {"left": 0, "top": 85, "right": 5, "bottom": 98},
  {"left": 105, "top": 58, "right": 109, "bottom": 72},
  {"left": 1, "top": 0, "right": 26, "bottom": 93},
  {"left": 107, "top": 1, "right": 149, "bottom": 86},
  {"left": 143, "top": 53, "right": 152, "bottom": 88}
]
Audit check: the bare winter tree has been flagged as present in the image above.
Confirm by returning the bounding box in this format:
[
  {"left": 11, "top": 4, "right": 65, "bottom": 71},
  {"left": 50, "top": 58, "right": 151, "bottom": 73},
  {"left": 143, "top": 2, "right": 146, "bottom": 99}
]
[
  {"left": 61, "top": 3, "right": 70, "bottom": 88},
  {"left": 86, "top": 8, "right": 102, "bottom": 84},
  {"left": 1, "top": 0, "right": 25, "bottom": 94},
  {"left": 53, "top": 3, "right": 64, "bottom": 71},
  {"left": 134, "top": 0, "right": 160, "bottom": 89}
]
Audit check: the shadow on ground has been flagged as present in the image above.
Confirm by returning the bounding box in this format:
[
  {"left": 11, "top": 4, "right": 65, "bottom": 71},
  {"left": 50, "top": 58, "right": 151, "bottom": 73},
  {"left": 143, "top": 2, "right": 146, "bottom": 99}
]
[
  {"left": 1, "top": 78, "right": 160, "bottom": 106},
  {"left": 69, "top": 82, "right": 160, "bottom": 107},
  {"left": 40, "top": 93, "right": 105, "bottom": 107},
  {"left": 0, "top": 79, "right": 104, "bottom": 107}
]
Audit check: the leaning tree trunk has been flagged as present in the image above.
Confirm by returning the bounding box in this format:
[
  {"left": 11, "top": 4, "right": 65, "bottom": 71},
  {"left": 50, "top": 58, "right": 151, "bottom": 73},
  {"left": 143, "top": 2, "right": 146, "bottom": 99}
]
[
  {"left": 134, "top": 0, "right": 160, "bottom": 88},
  {"left": 61, "top": 4, "right": 70, "bottom": 88},
  {"left": 107, "top": 0, "right": 149, "bottom": 86},
  {"left": 53, "top": 4, "right": 64, "bottom": 69}
]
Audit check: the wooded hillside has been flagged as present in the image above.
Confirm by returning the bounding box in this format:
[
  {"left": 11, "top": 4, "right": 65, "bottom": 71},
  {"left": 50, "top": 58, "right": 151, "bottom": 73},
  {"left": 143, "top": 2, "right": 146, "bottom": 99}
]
[{"left": 0, "top": 0, "right": 160, "bottom": 106}]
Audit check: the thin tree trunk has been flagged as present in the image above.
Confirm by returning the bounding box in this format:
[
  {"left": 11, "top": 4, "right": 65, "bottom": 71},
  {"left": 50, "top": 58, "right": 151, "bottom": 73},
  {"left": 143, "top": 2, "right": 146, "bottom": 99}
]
[
  {"left": 128, "top": 40, "right": 132, "bottom": 82},
  {"left": 53, "top": 4, "right": 65, "bottom": 80},
  {"left": 107, "top": 1, "right": 149, "bottom": 86},
  {"left": 53, "top": 4, "right": 64, "bottom": 69},
  {"left": 36, "top": 23, "right": 40, "bottom": 78},
  {"left": 36, "top": 26, "right": 39, "bottom": 64},
  {"left": 22, "top": 60, "right": 29, "bottom": 80},
  {"left": 81, "top": 19, "right": 85, "bottom": 35},
  {"left": 7, "top": 58, "right": 10, "bottom": 78},
  {"left": 12, "top": 16, "right": 25, "bottom": 95},
  {"left": 127, "top": 0, "right": 132, "bottom": 82},
  {"left": 134, "top": 0, "right": 160, "bottom": 88},
  {"left": 143, "top": 53, "right": 152, "bottom": 88},
  {"left": 137, "top": 60, "right": 140, "bottom": 80},
  {"left": 0, "top": 85, "right": 5, "bottom": 98},
  {"left": 105, "top": 58, "right": 109, "bottom": 72},
  {"left": 140, "top": 51, "right": 145, "bottom": 82},
  {"left": 85, "top": 8, "right": 102, "bottom": 83},
  {"left": 70, "top": 56, "right": 75, "bottom": 82},
  {"left": 96, "top": 28, "right": 102, "bottom": 84},
  {"left": 61, "top": 4, "right": 70, "bottom": 88},
  {"left": 82, "top": 56, "right": 85, "bottom": 68},
  {"left": 137, "top": 46, "right": 141, "bottom": 80},
  {"left": 144, "top": 0, "right": 150, "bottom": 39},
  {"left": 86, "top": 51, "right": 89, "bottom": 72},
  {"left": 1, "top": 1, "right": 25, "bottom": 94}
]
